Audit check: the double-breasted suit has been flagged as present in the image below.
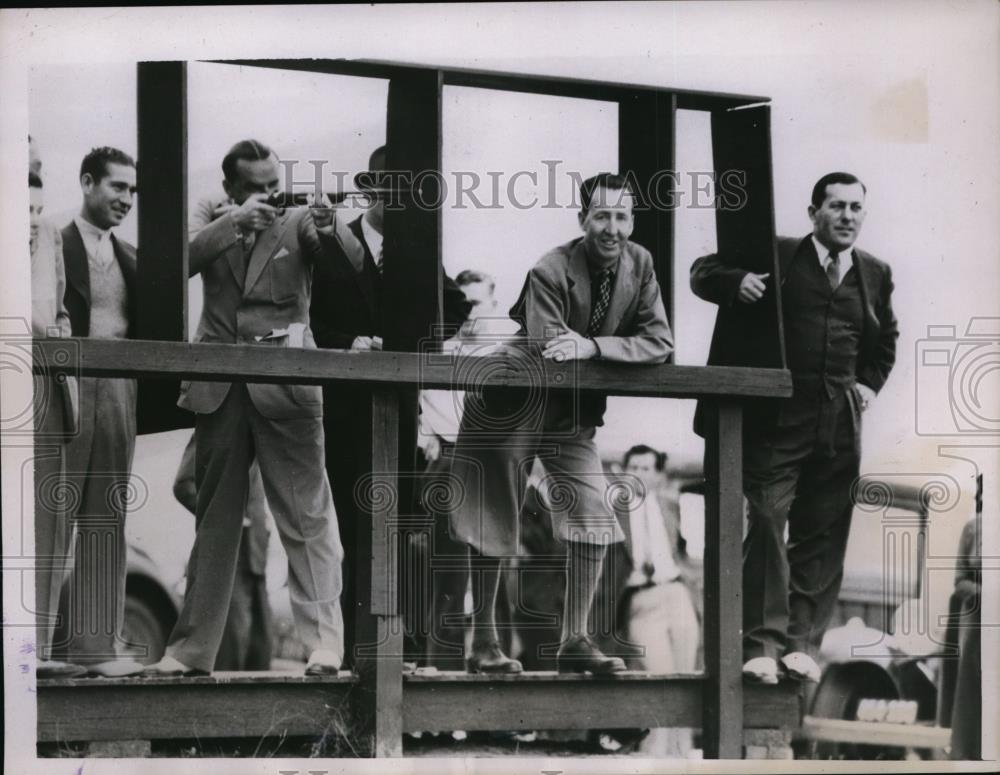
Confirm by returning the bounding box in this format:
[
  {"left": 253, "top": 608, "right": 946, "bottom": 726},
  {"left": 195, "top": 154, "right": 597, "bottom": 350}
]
[
  {"left": 52, "top": 218, "right": 137, "bottom": 664},
  {"left": 691, "top": 234, "right": 897, "bottom": 660},
  {"left": 166, "top": 199, "right": 360, "bottom": 672}
]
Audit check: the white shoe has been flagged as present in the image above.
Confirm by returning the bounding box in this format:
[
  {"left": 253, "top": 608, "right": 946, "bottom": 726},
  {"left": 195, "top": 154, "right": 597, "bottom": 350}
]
[
  {"left": 742, "top": 656, "right": 779, "bottom": 684},
  {"left": 305, "top": 649, "right": 341, "bottom": 676},
  {"left": 780, "top": 652, "right": 821, "bottom": 682},
  {"left": 143, "top": 655, "right": 205, "bottom": 677},
  {"left": 87, "top": 658, "right": 145, "bottom": 678}
]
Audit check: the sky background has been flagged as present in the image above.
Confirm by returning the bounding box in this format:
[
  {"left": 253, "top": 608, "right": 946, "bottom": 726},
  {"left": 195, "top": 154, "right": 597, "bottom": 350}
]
[{"left": 3, "top": 7, "right": 998, "bottom": 763}]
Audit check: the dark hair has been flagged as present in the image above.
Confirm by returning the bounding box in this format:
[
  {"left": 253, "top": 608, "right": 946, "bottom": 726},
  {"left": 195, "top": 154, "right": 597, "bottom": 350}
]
[
  {"left": 580, "top": 172, "right": 635, "bottom": 214},
  {"left": 368, "top": 145, "right": 386, "bottom": 172},
  {"left": 222, "top": 139, "right": 273, "bottom": 182},
  {"left": 623, "top": 444, "right": 667, "bottom": 472},
  {"left": 79, "top": 146, "right": 136, "bottom": 182},
  {"left": 29, "top": 171, "right": 43, "bottom": 188},
  {"left": 811, "top": 172, "right": 866, "bottom": 208},
  {"left": 455, "top": 269, "right": 495, "bottom": 295}
]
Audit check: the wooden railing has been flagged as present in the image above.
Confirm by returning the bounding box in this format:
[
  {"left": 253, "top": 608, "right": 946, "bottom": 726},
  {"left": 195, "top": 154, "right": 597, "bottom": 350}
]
[{"left": 34, "top": 338, "right": 795, "bottom": 758}]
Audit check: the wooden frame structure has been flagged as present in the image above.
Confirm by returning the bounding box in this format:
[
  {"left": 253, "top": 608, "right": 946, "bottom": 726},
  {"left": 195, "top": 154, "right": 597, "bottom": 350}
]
[{"left": 35, "top": 58, "right": 794, "bottom": 759}]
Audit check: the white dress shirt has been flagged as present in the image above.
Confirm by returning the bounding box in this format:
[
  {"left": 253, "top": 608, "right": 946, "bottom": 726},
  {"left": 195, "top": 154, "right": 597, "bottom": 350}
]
[{"left": 626, "top": 494, "right": 681, "bottom": 587}]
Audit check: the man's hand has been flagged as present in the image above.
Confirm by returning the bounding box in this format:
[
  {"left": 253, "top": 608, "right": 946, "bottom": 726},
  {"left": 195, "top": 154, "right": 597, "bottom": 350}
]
[
  {"left": 231, "top": 193, "right": 277, "bottom": 234},
  {"left": 855, "top": 383, "right": 876, "bottom": 411},
  {"left": 307, "top": 193, "right": 336, "bottom": 232},
  {"left": 423, "top": 435, "right": 442, "bottom": 463},
  {"left": 542, "top": 330, "right": 598, "bottom": 361},
  {"left": 351, "top": 335, "right": 383, "bottom": 352},
  {"left": 737, "top": 272, "right": 770, "bottom": 304}
]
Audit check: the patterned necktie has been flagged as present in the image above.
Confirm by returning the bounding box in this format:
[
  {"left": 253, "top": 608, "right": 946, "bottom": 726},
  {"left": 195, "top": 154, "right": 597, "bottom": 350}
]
[
  {"left": 587, "top": 268, "right": 614, "bottom": 336},
  {"left": 825, "top": 252, "right": 841, "bottom": 291},
  {"left": 375, "top": 246, "right": 384, "bottom": 276}
]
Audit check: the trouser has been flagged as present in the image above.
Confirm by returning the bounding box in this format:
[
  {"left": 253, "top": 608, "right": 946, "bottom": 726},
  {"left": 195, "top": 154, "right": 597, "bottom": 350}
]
[
  {"left": 742, "top": 387, "right": 861, "bottom": 660},
  {"left": 53, "top": 376, "right": 136, "bottom": 664},
  {"left": 33, "top": 374, "right": 74, "bottom": 659},
  {"left": 627, "top": 580, "right": 700, "bottom": 757},
  {"left": 214, "top": 527, "right": 273, "bottom": 671},
  {"left": 167, "top": 386, "right": 343, "bottom": 673}
]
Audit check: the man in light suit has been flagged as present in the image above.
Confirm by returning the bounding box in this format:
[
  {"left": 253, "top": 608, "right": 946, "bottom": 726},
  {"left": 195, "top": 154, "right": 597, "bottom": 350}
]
[
  {"left": 30, "top": 170, "right": 83, "bottom": 679},
  {"left": 690, "top": 172, "right": 898, "bottom": 685},
  {"left": 53, "top": 147, "right": 143, "bottom": 678},
  {"left": 146, "top": 139, "right": 359, "bottom": 676},
  {"left": 449, "top": 173, "right": 674, "bottom": 674}
]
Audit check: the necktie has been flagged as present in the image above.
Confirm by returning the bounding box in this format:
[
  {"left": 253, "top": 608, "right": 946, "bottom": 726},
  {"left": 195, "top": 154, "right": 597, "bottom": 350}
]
[
  {"left": 825, "top": 252, "right": 841, "bottom": 291},
  {"left": 241, "top": 231, "right": 256, "bottom": 271},
  {"left": 640, "top": 502, "right": 656, "bottom": 581},
  {"left": 375, "top": 246, "right": 384, "bottom": 276},
  {"left": 587, "top": 268, "right": 614, "bottom": 336}
]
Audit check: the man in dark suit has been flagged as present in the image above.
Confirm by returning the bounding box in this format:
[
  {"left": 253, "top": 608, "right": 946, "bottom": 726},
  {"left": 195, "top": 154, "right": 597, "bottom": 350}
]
[
  {"left": 309, "top": 146, "right": 469, "bottom": 669},
  {"left": 690, "top": 172, "right": 898, "bottom": 685},
  {"left": 54, "top": 147, "right": 143, "bottom": 677},
  {"left": 146, "top": 139, "right": 360, "bottom": 677},
  {"left": 449, "top": 173, "right": 673, "bottom": 675}
]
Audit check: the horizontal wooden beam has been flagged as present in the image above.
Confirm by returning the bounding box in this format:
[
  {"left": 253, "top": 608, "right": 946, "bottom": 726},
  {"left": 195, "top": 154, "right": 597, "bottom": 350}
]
[
  {"left": 37, "top": 672, "right": 359, "bottom": 742},
  {"left": 37, "top": 671, "right": 800, "bottom": 742},
  {"left": 797, "top": 716, "right": 951, "bottom": 750},
  {"left": 32, "top": 338, "right": 792, "bottom": 399},
  {"left": 214, "top": 58, "right": 768, "bottom": 109},
  {"left": 404, "top": 672, "right": 799, "bottom": 734}
]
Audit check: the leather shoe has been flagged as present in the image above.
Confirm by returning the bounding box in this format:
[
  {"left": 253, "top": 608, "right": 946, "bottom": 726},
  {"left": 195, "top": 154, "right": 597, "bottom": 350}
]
[
  {"left": 556, "top": 635, "right": 626, "bottom": 675},
  {"left": 143, "top": 656, "right": 208, "bottom": 677},
  {"left": 37, "top": 660, "right": 88, "bottom": 679},
  {"left": 305, "top": 649, "right": 341, "bottom": 676},
  {"left": 86, "top": 659, "right": 145, "bottom": 678},
  {"left": 742, "top": 656, "right": 779, "bottom": 685},
  {"left": 780, "top": 652, "right": 821, "bottom": 683},
  {"left": 466, "top": 640, "right": 522, "bottom": 674}
]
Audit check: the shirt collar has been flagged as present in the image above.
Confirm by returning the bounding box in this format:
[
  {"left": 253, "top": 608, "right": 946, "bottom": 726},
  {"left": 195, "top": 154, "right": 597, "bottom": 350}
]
[
  {"left": 811, "top": 234, "right": 850, "bottom": 266},
  {"left": 74, "top": 214, "right": 113, "bottom": 242},
  {"left": 360, "top": 215, "right": 383, "bottom": 258}
]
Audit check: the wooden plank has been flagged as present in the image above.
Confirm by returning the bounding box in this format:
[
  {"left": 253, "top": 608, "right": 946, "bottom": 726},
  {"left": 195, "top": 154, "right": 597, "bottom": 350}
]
[
  {"left": 37, "top": 672, "right": 358, "bottom": 742},
  {"left": 702, "top": 400, "right": 745, "bottom": 758},
  {"left": 135, "top": 60, "right": 193, "bottom": 435},
  {"left": 217, "top": 58, "right": 769, "bottom": 109},
  {"left": 711, "top": 103, "right": 785, "bottom": 370},
  {"left": 384, "top": 69, "right": 442, "bottom": 352},
  {"left": 36, "top": 672, "right": 798, "bottom": 742},
  {"left": 619, "top": 90, "right": 676, "bottom": 334},
  {"left": 797, "top": 716, "right": 951, "bottom": 749},
  {"left": 33, "top": 339, "right": 793, "bottom": 399},
  {"left": 351, "top": 389, "right": 404, "bottom": 757}
]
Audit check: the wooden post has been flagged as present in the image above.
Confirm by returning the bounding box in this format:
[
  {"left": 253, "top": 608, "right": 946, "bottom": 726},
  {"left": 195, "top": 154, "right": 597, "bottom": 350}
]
[
  {"left": 353, "top": 388, "right": 404, "bottom": 757},
  {"left": 619, "top": 90, "right": 676, "bottom": 330},
  {"left": 135, "top": 60, "right": 192, "bottom": 434},
  {"left": 702, "top": 400, "right": 744, "bottom": 758}
]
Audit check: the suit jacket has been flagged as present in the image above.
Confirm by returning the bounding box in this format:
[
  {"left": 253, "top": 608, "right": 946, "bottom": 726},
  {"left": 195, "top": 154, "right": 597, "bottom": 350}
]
[
  {"left": 488, "top": 237, "right": 673, "bottom": 429},
  {"left": 33, "top": 221, "right": 78, "bottom": 436},
  {"left": 593, "top": 485, "right": 703, "bottom": 652},
  {"left": 178, "top": 199, "right": 364, "bottom": 420},
  {"left": 310, "top": 214, "right": 472, "bottom": 352},
  {"left": 690, "top": 234, "right": 897, "bottom": 436},
  {"left": 61, "top": 220, "right": 138, "bottom": 339}
]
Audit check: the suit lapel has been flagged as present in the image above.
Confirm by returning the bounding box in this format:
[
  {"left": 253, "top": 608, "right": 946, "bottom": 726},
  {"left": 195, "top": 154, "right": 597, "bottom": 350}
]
[
  {"left": 567, "top": 240, "right": 592, "bottom": 334},
  {"left": 226, "top": 239, "right": 247, "bottom": 289},
  {"left": 244, "top": 213, "right": 290, "bottom": 295},
  {"left": 348, "top": 216, "right": 377, "bottom": 314},
  {"left": 601, "top": 246, "right": 636, "bottom": 335},
  {"left": 62, "top": 222, "right": 91, "bottom": 306}
]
